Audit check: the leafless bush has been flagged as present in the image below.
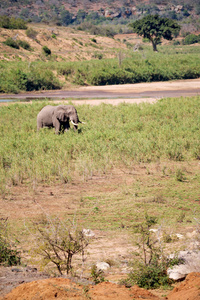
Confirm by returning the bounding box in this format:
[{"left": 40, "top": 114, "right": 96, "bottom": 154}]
[{"left": 30, "top": 215, "right": 90, "bottom": 275}]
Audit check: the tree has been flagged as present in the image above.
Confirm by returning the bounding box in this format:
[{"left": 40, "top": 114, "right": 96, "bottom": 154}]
[
  {"left": 129, "top": 15, "right": 180, "bottom": 51},
  {"left": 60, "top": 10, "right": 73, "bottom": 26}
]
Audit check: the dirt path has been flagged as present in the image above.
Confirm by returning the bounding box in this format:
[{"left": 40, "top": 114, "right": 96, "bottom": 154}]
[{"left": 0, "top": 79, "right": 200, "bottom": 105}]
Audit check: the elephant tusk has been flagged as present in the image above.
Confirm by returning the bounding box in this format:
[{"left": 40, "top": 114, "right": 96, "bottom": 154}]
[{"left": 71, "top": 120, "right": 79, "bottom": 126}]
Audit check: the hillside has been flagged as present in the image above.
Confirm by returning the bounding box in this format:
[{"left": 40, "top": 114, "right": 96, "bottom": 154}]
[
  {"left": 0, "top": 23, "right": 140, "bottom": 62},
  {"left": 0, "top": 0, "right": 199, "bottom": 31}
]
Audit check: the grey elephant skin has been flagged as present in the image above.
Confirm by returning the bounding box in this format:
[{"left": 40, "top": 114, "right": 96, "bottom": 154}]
[{"left": 37, "top": 105, "right": 82, "bottom": 134}]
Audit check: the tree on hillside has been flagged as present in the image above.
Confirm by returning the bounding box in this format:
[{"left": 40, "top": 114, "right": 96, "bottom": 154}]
[{"left": 129, "top": 15, "right": 180, "bottom": 51}]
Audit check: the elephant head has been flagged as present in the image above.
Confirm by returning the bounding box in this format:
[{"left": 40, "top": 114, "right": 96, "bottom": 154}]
[{"left": 54, "top": 105, "right": 82, "bottom": 131}]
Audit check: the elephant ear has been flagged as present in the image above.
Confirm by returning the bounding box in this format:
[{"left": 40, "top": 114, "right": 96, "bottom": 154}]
[{"left": 55, "top": 107, "right": 68, "bottom": 122}]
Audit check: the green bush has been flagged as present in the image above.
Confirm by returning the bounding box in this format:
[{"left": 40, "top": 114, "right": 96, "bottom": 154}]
[
  {"left": 0, "top": 62, "right": 62, "bottom": 93},
  {"left": 173, "top": 40, "right": 180, "bottom": 45},
  {"left": 122, "top": 214, "right": 172, "bottom": 289},
  {"left": 91, "top": 37, "right": 97, "bottom": 43},
  {"left": 126, "top": 259, "right": 170, "bottom": 289},
  {"left": 3, "top": 38, "right": 19, "bottom": 49},
  {"left": 91, "top": 265, "right": 105, "bottom": 284},
  {"left": 18, "top": 40, "right": 31, "bottom": 50},
  {"left": 42, "top": 45, "right": 51, "bottom": 56},
  {"left": 0, "top": 16, "right": 27, "bottom": 29},
  {"left": 0, "top": 219, "right": 21, "bottom": 266},
  {"left": 183, "top": 34, "right": 199, "bottom": 45},
  {"left": 25, "top": 28, "right": 38, "bottom": 39},
  {"left": 4, "top": 38, "right": 31, "bottom": 51}
]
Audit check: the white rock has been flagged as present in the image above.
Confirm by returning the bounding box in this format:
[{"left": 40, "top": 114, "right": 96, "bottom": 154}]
[
  {"left": 175, "top": 233, "right": 184, "bottom": 239},
  {"left": 96, "top": 262, "right": 110, "bottom": 271},
  {"left": 167, "top": 251, "right": 200, "bottom": 281},
  {"left": 82, "top": 229, "right": 95, "bottom": 237},
  {"left": 167, "top": 267, "right": 186, "bottom": 280},
  {"left": 149, "top": 229, "right": 158, "bottom": 233}
]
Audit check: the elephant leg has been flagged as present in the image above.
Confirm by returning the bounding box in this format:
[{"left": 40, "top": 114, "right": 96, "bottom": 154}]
[
  {"left": 73, "top": 125, "right": 78, "bottom": 131},
  {"left": 63, "top": 120, "right": 70, "bottom": 132},
  {"left": 53, "top": 118, "right": 61, "bottom": 134}
]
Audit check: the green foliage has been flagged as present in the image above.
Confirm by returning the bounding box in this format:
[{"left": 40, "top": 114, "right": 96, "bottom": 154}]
[
  {"left": 0, "top": 62, "right": 61, "bottom": 93},
  {"left": 123, "top": 214, "right": 173, "bottom": 289},
  {"left": 25, "top": 28, "right": 38, "bottom": 39},
  {"left": 3, "top": 38, "right": 19, "bottom": 49},
  {"left": 0, "top": 219, "right": 21, "bottom": 266},
  {"left": 91, "top": 265, "right": 105, "bottom": 284},
  {"left": 42, "top": 46, "right": 51, "bottom": 56},
  {"left": 0, "top": 15, "right": 27, "bottom": 29},
  {"left": 3, "top": 38, "right": 31, "bottom": 51},
  {"left": 18, "top": 40, "right": 31, "bottom": 50},
  {"left": 125, "top": 260, "right": 170, "bottom": 289},
  {"left": 60, "top": 10, "right": 73, "bottom": 26},
  {"left": 129, "top": 15, "right": 180, "bottom": 51},
  {"left": 175, "top": 169, "right": 186, "bottom": 182},
  {"left": 2, "top": 46, "right": 200, "bottom": 91},
  {"left": 76, "top": 22, "right": 117, "bottom": 37},
  {"left": 91, "top": 37, "right": 97, "bottom": 43},
  {"left": 183, "top": 34, "right": 199, "bottom": 45},
  {"left": 92, "top": 52, "right": 103, "bottom": 60}
]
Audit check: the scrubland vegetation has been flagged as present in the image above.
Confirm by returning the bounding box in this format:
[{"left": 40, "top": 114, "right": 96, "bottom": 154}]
[{"left": 1, "top": 45, "right": 200, "bottom": 93}]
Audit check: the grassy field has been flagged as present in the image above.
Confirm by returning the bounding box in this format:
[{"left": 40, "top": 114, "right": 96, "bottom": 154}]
[{"left": 0, "top": 97, "right": 199, "bottom": 229}]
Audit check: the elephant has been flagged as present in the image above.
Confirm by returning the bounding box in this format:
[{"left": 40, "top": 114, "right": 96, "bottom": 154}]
[{"left": 37, "top": 105, "right": 83, "bottom": 134}]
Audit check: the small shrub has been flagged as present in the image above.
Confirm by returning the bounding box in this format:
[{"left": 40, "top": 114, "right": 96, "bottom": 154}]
[
  {"left": 0, "top": 16, "right": 27, "bottom": 29},
  {"left": 18, "top": 40, "right": 31, "bottom": 50},
  {"left": 177, "top": 211, "right": 186, "bottom": 223},
  {"left": 91, "top": 38, "right": 97, "bottom": 43},
  {"left": 125, "top": 260, "right": 170, "bottom": 289},
  {"left": 175, "top": 169, "right": 186, "bottom": 182},
  {"left": 173, "top": 40, "right": 180, "bottom": 45},
  {"left": 31, "top": 215, "right": 90, "bottom": 275},
  {"left": 3, "top": 38, "right": 19, "bottom": 49},
  {"left": 52, "top": 33, "right": 57, "bottom": 39},
  {"left": 26, "top": 28, "right": 38, "bottom": 39},
  {"left": 183, "top": 34, "right": 198, "bottom": 45},
  {"left": 91, "top": 265, "right": 105, "bottom": 284},
  {"left": 93, "top": 52, "right": 103, "bottom": 59},
  {"left": 42, "top": 45, "right": 51, "bottom": 56},
  {"left": 123, "top": 214, "right": 175, "bottom": 289},
  {"left": 0, "top": 219, "right": 21, "bottom": 266},
  {"left": 142, "top": 38, "right": 150, "bottom": 43}
]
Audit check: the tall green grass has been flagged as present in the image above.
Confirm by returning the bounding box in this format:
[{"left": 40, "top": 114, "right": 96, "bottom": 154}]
[
  {"left": 1, "top": 45, "right": 200, "bottom": 92},
  {"left": 0, "top": 96, "right": 199, "bottom": 195}
]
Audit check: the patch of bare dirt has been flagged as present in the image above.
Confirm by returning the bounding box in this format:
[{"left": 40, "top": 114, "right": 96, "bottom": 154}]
[
  {"left": 1, "top": 277, "right": 160, "bottom": 300},
  {"left": 167, "top": 272, "right": 200, "bottom": 300},
  {"left": 2, "top": 273, "right": 200, "bottom": 300},
  {"left": 1, "top": 78, "right": 200, "bottom": 104}
]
